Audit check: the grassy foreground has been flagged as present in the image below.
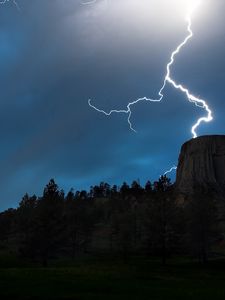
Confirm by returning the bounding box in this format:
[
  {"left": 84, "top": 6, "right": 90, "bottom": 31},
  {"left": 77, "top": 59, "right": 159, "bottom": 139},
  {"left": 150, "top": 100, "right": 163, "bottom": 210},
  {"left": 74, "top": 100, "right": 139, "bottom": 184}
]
[{"left": 0, "top": 256, "right": 225, "bottom": 299}]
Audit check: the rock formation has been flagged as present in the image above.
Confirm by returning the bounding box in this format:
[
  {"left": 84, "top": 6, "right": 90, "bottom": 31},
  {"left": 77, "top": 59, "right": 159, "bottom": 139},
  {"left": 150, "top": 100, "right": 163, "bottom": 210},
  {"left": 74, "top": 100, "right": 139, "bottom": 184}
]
[{"left": 176, "top": 135, "right": 225, "bottom": 194}]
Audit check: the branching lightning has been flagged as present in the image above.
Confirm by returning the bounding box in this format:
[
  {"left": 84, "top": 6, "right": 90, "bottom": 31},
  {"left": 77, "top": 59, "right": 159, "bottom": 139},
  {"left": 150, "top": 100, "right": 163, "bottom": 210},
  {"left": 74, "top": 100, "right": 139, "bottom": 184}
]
[
  {"left": 88, "top": 0, "right": 213, "bottom": 177},
  {"left": 1, "top": 0, "right": 213, "bottom": 179},
  {"left": 88, "top": 0, "right": 213, "bottom": 139}
]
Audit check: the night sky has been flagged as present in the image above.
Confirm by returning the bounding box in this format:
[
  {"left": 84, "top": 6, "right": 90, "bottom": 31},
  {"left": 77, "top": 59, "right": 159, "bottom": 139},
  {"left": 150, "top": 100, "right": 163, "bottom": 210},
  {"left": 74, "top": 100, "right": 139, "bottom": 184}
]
[{"left": 0, "top": 0, "right": 225, "bottom": 210}]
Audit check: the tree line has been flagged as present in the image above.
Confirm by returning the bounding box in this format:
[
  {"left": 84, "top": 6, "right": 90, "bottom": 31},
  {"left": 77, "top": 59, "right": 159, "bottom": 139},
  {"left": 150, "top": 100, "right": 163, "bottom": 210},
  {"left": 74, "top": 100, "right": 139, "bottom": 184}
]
[{"left": 0, "top": 177, "right": 223, "bottom": 266}]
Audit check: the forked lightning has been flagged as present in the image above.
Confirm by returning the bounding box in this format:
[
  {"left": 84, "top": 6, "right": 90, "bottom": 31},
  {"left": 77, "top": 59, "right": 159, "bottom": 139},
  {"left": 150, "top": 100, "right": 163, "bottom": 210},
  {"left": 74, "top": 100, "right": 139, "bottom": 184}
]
[
  {"left": 88, "top": 1, "right": 213, "bottom": 176},
  {"left": 88, "top": 1, "right": 213, "bottom": 139}
]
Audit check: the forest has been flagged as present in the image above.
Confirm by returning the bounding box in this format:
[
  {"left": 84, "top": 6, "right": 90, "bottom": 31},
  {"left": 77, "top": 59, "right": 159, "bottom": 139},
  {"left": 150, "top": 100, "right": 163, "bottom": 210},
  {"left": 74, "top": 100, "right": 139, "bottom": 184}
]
[{"left": 0, "top": 176, "right": 223, "bottom": 268}]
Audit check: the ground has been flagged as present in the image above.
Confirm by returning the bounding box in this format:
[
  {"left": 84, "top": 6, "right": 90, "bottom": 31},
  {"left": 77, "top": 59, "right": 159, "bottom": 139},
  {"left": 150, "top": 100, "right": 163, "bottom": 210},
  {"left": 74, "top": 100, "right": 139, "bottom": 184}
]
[{"left": 0, "top": 256, "right": 225, "bottom": 299}]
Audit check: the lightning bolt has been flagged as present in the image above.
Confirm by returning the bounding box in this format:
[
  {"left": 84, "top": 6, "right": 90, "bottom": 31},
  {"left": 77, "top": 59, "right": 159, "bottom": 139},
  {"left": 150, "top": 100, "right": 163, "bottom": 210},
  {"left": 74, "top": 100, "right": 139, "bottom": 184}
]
[
  {"left": 88, "top": 1, "right": 213, "bottom": 139},
  {"left": 88, "top": 0, "right": 213, "bottom": 177},
  {"left": 0, "top": 0, "right": 21, "bottom": 11},
  {"left": 163, "top": 166, "right": 177, "bottom": 176}
]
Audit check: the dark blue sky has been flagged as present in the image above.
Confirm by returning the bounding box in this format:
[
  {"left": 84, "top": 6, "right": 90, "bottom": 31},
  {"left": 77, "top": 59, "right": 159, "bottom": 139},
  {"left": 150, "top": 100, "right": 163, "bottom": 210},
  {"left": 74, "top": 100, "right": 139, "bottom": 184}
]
[{"left": 0, "top": 0, "right": 224, "bottom": 210}]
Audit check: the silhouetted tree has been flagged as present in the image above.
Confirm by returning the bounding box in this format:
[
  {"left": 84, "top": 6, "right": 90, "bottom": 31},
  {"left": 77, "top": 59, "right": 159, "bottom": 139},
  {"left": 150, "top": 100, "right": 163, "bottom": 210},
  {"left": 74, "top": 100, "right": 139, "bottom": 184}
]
[
  {"left": 35, "top": 179, "right": 64, "bottom": 266},
  {"left": 120, "top": 182, "right": 130, "bottom": 198},
  {"left": 144, "top": 176, "right": 179, "bottom": 265},
  {"left": 145, "top": 180, "right": 152, "bottom": 194},
  {"left": 0, "top": 208, "right": 16, "bottom": 249},
  {"left": 16, "top": 194, "right": 38, "bottom": 259}
]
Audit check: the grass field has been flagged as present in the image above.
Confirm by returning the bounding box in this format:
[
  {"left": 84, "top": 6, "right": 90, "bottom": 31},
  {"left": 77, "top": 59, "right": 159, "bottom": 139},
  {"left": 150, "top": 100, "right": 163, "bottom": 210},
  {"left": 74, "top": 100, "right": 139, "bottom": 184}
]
[{"left": 0, "top": 256, "right": 225, "bottom": 299}]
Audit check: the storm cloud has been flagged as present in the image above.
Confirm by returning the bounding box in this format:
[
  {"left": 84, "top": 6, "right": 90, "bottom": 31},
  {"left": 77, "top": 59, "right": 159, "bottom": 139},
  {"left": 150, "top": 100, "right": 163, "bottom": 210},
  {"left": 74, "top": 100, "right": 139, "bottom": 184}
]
[{"left": 0, "top": 0, "right": 224, "bottom": 210}]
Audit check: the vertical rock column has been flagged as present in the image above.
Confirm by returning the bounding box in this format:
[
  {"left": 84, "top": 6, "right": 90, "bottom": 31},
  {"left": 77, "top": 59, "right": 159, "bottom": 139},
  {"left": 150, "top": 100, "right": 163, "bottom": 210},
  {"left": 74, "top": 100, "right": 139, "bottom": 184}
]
[{"left": 176, "top": 135, "right": 225, "bottom": 193}]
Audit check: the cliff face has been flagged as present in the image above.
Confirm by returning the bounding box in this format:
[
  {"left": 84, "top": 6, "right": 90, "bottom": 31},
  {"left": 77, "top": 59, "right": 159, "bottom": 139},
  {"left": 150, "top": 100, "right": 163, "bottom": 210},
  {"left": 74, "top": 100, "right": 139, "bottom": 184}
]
[{"left": 176, "top": 135, "right": 225, "bottom": 194}]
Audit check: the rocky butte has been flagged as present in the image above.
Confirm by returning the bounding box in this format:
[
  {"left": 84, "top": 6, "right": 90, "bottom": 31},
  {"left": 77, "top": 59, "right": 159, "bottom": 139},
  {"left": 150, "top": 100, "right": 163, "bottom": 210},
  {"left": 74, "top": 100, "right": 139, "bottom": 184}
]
[{"left": 175, "top": 135, "right": 225, "bottom": 195}]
